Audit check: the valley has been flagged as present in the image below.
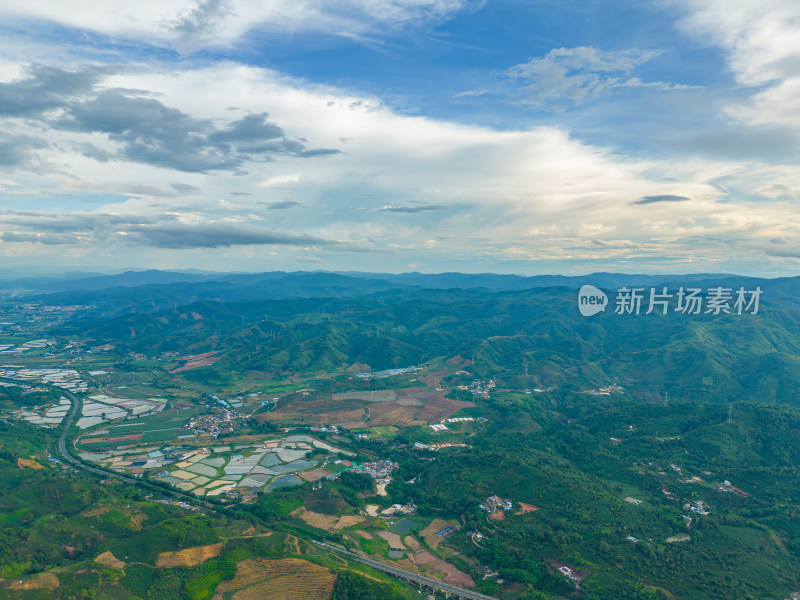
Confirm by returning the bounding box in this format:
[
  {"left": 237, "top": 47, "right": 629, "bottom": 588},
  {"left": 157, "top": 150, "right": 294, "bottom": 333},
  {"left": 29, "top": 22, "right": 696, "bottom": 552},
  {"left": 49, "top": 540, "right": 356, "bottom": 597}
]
[{"left": 1, "top": 271, "right": 800, "bottom": 600}]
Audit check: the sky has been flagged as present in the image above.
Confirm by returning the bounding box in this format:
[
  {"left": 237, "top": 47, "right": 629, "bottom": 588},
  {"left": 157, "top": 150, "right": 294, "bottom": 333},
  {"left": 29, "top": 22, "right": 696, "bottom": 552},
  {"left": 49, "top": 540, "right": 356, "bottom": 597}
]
[{"left": 1, "top": 0, "right": 800, "bottom": 276}]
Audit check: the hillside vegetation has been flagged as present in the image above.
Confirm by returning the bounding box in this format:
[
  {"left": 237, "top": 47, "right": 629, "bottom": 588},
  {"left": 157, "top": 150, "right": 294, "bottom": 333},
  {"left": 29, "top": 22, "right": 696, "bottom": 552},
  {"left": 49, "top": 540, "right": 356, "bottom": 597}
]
[{"left": 78, "top": 286, "right": 800, "bottom": 406}]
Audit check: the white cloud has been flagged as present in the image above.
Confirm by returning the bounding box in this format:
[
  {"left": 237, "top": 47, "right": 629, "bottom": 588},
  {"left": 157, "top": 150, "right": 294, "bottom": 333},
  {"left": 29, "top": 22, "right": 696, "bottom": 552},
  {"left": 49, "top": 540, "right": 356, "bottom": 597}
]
[
  {"left": 678, "top": 0, "right": 800, "bottom": 86},
  {"left": 259, "top": 174, "right": 301, "bottom": 187},
  {"left": 451, "top": 89, "right": 488, "bottom": 98},
  {"left": 726, "top": 75, "right": 800, "bottom": 128},
  {"left": 0, "top": 49, "right": 798, "bottom": 273},
  {"left": 679, "top": 0, "right": 800, "bottom": 130},
  {"left": 506, "top": 46, "right": 690, "bottom": 107},
  {"left": 12, "top": 62, "right": 789, "bottom": 269},
  {"left": 0, "top": 0, "right": 481, "bottom": 50}
]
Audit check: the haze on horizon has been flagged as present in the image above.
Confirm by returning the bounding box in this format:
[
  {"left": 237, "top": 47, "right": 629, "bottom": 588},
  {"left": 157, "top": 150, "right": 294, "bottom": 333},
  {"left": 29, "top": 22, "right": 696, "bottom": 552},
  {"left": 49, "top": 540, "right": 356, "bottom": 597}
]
[{"left": 1, "top": 1, "right": 800, "bottom": 277}]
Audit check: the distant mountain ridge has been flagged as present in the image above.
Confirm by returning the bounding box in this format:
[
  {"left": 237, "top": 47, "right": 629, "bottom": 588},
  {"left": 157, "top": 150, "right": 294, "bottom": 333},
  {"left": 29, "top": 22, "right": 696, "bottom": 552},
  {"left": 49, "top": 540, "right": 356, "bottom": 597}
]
[
  {"left": 0, "top": 269, "right": 740, "bottom": 293},
  {"left": 3, "top": 269, "right": 780, "bottom": 314}
]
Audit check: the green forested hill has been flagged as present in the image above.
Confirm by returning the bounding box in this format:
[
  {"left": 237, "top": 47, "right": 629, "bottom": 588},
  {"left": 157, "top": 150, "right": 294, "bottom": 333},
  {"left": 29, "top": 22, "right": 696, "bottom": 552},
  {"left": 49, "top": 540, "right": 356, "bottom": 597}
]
[
  {"left": 380, "top": 394, "right": 800, "bottom": 599},
  {"left": 4, "top": 276, "right": 800, "bottom": 599},
  {"left": 79, "top": 286, "right": 800, "bottom": 405}
]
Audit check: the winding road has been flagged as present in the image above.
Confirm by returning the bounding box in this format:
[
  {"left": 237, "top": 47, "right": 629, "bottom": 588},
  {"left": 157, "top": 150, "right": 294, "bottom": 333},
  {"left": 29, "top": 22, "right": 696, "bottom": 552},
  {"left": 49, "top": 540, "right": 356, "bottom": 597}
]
[
  {"left": 55, "top": 391, "right": 494, "bottom": 599},
  {"left": 56, "top": 390, "right": 216, "bottom": 510}
]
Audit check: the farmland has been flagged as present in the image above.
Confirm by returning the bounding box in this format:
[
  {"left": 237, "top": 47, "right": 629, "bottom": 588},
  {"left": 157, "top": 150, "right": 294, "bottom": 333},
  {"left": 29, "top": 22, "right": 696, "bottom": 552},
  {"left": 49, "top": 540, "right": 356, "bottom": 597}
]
[
  {"left": 214, "top": 558, "right": 336, "bottom": 600},
  {"left": 259, "top": 386, "right": 476, "bottom": 429},
  {"left": 156, "top": 542, "right": 224, "bottom": 567},
  {"left": 78, "top": 431, "right": 357, "bottom": 501},
  {"left": 4, "top": 275, "right": 800, "bottom": 599}
]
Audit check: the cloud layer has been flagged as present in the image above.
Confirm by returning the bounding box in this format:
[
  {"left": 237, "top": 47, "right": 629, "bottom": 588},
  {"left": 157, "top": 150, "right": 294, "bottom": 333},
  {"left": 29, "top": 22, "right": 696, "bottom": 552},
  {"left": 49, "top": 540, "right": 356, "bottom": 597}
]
[
  {"left": 1, "top": 65, "right": 337, "bottom": 173},
  {"left": 0, "top": 0, "right": 483, "bottom": 49},
  {"left": 0, "top": 1, "right": 797, "bottom": 275}
]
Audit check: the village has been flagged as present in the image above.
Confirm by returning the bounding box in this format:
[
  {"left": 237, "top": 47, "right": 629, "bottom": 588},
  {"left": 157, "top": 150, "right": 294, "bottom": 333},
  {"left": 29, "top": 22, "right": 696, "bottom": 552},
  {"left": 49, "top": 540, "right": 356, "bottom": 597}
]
[{"left": 185, "top": 405, "right": 239, "bottom": 437}]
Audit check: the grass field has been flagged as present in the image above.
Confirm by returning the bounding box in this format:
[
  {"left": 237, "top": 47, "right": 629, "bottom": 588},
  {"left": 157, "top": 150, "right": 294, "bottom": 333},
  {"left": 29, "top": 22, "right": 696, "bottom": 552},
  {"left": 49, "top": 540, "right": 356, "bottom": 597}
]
[
  {"left": 351, "top": 425, "right": 399, "bottom": 438},
  {"left": 71, "top": 356, "right": 117, "bottom": 368},
  {"left": 142, "top": 428, "right": 189, "bottom": 443},
  {"left": 107, "top": 382, "right": 163, "bottom": 397},
  {"left": 122, "top": 406, "right": 202, "bottom": 427}
]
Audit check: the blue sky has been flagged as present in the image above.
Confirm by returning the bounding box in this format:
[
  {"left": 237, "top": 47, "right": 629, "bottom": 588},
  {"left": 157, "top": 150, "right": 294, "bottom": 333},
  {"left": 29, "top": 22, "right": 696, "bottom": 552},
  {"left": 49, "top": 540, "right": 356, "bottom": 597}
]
[{"left": 0, "top": 0, "right": 799, "bottom": 275}]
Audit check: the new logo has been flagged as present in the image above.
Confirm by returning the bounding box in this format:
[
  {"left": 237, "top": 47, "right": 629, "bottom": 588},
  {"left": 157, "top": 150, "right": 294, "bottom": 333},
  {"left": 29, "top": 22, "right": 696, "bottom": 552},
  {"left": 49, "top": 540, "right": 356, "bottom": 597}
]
[{"left": 578, "top": 285, "right": 608, "bottom": 317}]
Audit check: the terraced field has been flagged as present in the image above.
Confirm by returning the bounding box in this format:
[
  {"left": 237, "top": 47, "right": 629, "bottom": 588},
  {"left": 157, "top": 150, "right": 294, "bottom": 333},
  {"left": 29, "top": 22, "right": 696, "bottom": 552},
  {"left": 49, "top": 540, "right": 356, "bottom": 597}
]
[{"left": 213, "top": 558, "right": 335, "bottom": 600}]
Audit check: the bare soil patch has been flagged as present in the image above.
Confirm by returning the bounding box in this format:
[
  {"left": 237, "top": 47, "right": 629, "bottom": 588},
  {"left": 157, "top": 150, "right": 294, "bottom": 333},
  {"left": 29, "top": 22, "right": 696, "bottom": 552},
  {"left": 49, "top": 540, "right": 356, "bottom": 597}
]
[
  {"left": 171, "top": 355, "right": 221, "bottom": 373},
  {"left": 404, "top": 536, "right": 422, "bottom": 552},
  {"left": 399, "top": 558, "right": 420, "bottom": 572},
  {"left": 16, "top": 458, "right": 43, "bottom": 469},
  {"left": 414, "top": 394, "right": 475, "bottom": 423},
  {"left": 489, "top": 509, "right": 506, "bottom": 522},
  {"left": 376, "top": 531, "right": 405, "bottom": 549},
  {"left": 432, "top": 560, "right": 475, "bottom": 587},
  {"left": 516, "top": 502, "right": 539, "bottom": 515},
  {"left": 299, "top": 468, "right": 331, "bottom": 482},
  {"left": 411, "top": 550, "right": 438, "bottom": 565},
  {"left": 95, "top": 551, "right": 126, "bottom": 570},
  {"left": 292, "top": 507, "right": 364, "bottom": 530},
  {"left": 336, "top": 515, "right": 364, "bottom": 529},
  {"left": 410, "top": 551, "right": 474, "bottom": 587},
  {"left": 292, "top": 508, "right": 336, "bottom": 530},
  {"left": 156, "top": 543, "right": 223, "bottom": 567},
  {"left": 260, "top": 387, "right": 473, "bottom": 428},
  {"left": 422, "top": 371, "right": 448, "bottom": 388},
  {"left": 103, "top": 433, "right": 142, "bottom": 443},
  {"left": 421, "top": 519, "right": 457, "bottom": 550},
  {"left": 355, "top": 530, "right": 373, "bottom": 539}
]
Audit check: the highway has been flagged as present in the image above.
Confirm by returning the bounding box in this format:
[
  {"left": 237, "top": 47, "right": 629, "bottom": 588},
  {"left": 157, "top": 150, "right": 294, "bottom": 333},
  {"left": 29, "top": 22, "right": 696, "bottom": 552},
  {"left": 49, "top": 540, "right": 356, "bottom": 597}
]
[
  {"left": 56, "top": 390, "right": 216, "bottom": 510},
  {"left": 56, "top": 392, "right": 495, "bottom": 599},
  {"left": 313, "top": 541, "right": 498, "bottom": 600}
]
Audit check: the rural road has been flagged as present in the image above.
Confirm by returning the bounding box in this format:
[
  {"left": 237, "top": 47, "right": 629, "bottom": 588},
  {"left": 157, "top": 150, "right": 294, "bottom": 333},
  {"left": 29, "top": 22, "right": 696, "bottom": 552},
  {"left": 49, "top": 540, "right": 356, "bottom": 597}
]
[
  {"left": 56, "top": 390, "right": 216, "bottom": 510},
  {"left": 312, "top": 541, "right": 499, "bottom": 600},
  {"left": 56, "top": 391, "right": 490, "bottom": 598}
]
